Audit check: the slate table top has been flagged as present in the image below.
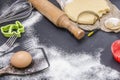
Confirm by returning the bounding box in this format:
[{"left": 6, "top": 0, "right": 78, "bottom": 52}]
[{"left": 0, "top": 0, "right": 120, "bottom": 80}]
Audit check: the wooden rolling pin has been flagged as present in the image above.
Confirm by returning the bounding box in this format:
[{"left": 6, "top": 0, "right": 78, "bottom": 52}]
[{"left": 28, "top": 0, "right": 85, "bottom": 39}]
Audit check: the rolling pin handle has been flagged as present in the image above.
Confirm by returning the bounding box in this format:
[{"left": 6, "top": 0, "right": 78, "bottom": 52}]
[{"left": 57, "top": 15, "right": 85, "bottom": 39}]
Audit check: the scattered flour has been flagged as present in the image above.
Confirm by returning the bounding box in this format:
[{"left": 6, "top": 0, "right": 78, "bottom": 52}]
[
  {"left": 22, "top": 11, "right": 43, "bottom": 37},
  {"left": 1, "top": 46, "right": 120, "bottom": 80},
  {"left": 43, "top": 47, "right": 120, "bottom": 80},
  {"left": 0, "top": 3, "right": 9, "bottom": 15},
  {"left": 56, "top": 0, "right": 73, "bottom": 9},
  {"left": 0, "top": 8, "right": 120, "bottom": 80}
]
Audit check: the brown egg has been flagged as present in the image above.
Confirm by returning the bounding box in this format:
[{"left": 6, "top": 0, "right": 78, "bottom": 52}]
[{"left": 10, "top": 51, "right": 32, "bottom": 68}]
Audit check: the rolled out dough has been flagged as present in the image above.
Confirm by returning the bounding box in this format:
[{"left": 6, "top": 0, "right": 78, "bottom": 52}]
[{"left": 64, "top": 0, "right": 110, "bottom": 24}]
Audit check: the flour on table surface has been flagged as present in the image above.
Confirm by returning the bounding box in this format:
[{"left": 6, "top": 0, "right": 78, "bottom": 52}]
[
  {"left": 0, "top": 6, "right": 120, "bottom": 80},
  {"left": 1, "top": 46, "right": 120, "bottom": 80},
  {"left": 56, "top": 0, "right": 73, "bottom": 9}
]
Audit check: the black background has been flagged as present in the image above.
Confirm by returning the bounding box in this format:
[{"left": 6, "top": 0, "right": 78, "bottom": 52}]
[{"left": 0, "top": 0, "right": 120, "bottom": 79}]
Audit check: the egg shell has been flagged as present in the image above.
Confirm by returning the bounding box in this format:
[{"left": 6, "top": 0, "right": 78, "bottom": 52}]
[{"left": 10, "top": 51, "right": 32, "bottom": 68}]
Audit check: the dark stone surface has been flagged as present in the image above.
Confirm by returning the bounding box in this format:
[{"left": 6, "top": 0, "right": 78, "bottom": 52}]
[{"left": 0, "top": 0, "right": 120, "bottom": 79}]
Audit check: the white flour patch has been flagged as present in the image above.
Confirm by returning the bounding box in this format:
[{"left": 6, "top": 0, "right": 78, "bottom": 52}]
[
  {"left": 22, "top": 37, "right": 40, "bottom": 50},
  {"left": 22, "top": 11, "right": 43, "bottom": 37},
  {"left": 1, "top": 47, "right": 120, "bottom": 80},
  {"left": 43, "top": 47, "right": 120, "bottom": 80},
  {"left": 0, "top": 52, "right": 13, "bottom": 68},
  {"left": 22, "top": 11, "right": 43, "bottom": 28},
  {"left": 65, "top": 0, "right": 73, "bottom": 4},
  {"left": 21, "top": 11, "right": 43, "bottom": 50},
  {"left": 56, "top": 0, "right": 73, "bottom": 9},
  {"left": 0, "top": 3, "right": 9, "bottom": 15}
]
